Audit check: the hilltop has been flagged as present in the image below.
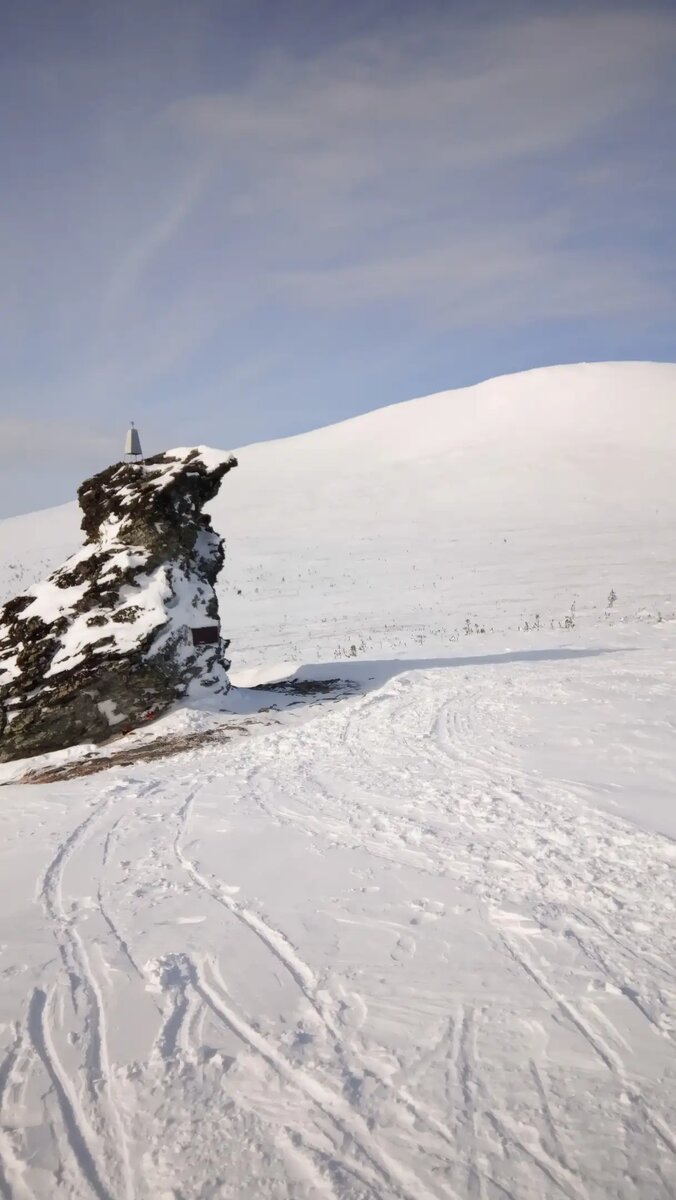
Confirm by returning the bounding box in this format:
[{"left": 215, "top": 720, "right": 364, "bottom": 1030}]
[{"left": 2, "top": 362, "right": 675, "bottom": 675}]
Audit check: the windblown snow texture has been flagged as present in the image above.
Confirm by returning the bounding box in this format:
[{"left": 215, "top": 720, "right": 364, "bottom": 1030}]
[{"left": 0, "top": 446, "right": 237, "bottom": 761}]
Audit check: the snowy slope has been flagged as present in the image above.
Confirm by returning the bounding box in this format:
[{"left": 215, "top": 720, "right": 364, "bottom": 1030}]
[
  {"left": 0, "top": 362, "right": 675, "bottom": 1199},
  {"left": 220, "top": 360, "right": 676, "bottom": 666},
  {"left": 3, "top": 362, "right": 674, "bottom": 666}
]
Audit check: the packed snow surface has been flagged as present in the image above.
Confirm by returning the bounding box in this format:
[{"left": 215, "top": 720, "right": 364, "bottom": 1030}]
[{"left": 0, "top": 362, "right": 675, "bottom": 1198}]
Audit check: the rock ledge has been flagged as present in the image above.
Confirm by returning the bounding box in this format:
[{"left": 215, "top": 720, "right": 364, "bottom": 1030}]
[{"left": 0, "top": 446, "right": 237, "bottom": 762}]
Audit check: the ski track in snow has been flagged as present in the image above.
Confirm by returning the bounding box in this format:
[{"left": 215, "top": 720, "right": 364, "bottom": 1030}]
[{"left": 0, "top": 645, "right": 675, "bottom": 1198}]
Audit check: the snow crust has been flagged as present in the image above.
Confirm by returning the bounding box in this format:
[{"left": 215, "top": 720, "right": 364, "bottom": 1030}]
[{"left": 0, "top": 363, "right": 675, "bottom": 1198}]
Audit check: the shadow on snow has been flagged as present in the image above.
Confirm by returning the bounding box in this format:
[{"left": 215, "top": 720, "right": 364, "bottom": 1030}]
[{"left": 243, "top": 645, "right": 627, "bottom": 706}]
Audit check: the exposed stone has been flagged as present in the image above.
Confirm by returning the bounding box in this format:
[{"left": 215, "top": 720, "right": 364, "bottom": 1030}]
[{"left": 0, "top": 446, "right": 237, "bottom": 762}]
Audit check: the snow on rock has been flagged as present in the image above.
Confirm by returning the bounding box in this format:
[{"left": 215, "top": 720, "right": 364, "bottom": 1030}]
[{"left": 0, "top": 446, "right": 237, "bottom": 762}]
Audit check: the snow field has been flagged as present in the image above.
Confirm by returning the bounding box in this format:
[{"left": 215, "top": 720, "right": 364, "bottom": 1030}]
[{"left": 0, "top": 362, "right": 675, "bottom": 1197}]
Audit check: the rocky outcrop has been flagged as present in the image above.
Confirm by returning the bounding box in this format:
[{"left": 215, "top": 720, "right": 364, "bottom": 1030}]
[{"left": 0, "top": 446, "right": 237, "bottom": 763}]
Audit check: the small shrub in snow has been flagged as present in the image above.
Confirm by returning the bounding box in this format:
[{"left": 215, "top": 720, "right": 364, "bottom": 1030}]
[{"left": 562, "top": 600, "right": 576, "bottom": 630}]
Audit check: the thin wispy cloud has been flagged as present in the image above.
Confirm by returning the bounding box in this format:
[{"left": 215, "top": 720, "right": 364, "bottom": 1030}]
[
  {"left": 0, "top": 0, "right": 674, "bottom": 513},
  {"left": 166, "top": 9, "right": 675, "bottom": 312}
]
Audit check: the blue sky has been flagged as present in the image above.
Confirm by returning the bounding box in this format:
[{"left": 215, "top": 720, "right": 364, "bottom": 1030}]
[{"left": 1, "top": 0, "right": 675, "bottom": 515}]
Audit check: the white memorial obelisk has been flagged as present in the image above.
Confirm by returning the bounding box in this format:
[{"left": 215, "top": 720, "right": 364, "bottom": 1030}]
[{"left": 124, "top": 421, "right": 143, "bottom": 462}]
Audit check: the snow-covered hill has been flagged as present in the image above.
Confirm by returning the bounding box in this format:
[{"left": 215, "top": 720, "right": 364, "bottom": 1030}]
[
  {"left": 222, "top": 360, "right": 676, "bottom": 665},
  {"left": 2, "top": 362, "right": 675, "bottom": 671},
  {"left": 0, "top": 362, "right": 675, "bottom": 1200}
]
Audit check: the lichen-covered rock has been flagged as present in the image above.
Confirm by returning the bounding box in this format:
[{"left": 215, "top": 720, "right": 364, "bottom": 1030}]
[{"left": 0, "top": 446, "right": 237, "bottom": 763}]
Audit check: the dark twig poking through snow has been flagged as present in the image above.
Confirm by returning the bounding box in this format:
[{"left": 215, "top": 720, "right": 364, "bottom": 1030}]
[{"left": 0, "top": 446, "right": 237, "bottom": 762}]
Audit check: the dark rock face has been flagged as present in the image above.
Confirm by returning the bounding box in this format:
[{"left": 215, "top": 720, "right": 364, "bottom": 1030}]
[{"left": 0, "top": 447, "right": 237, "bottom": 763}]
